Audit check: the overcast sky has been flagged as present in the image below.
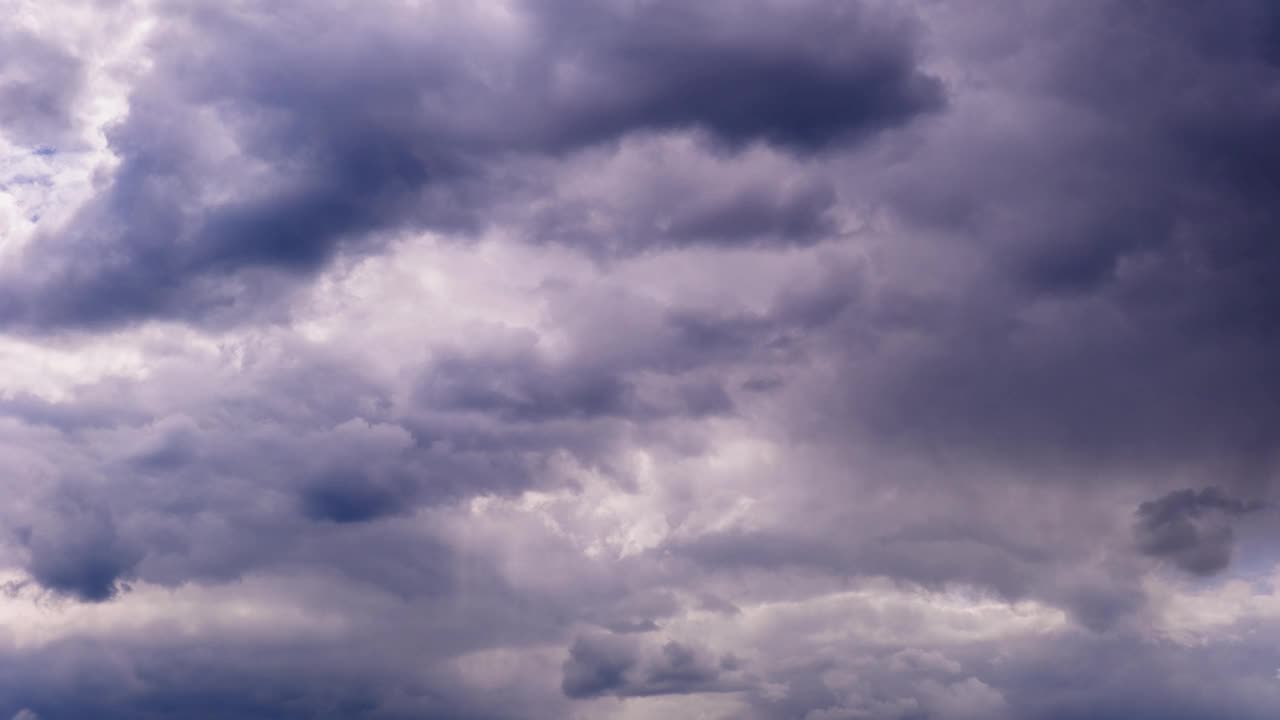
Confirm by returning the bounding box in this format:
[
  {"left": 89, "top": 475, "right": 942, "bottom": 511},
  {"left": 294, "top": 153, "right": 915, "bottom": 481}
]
[{"left": 1, "top": 1, "right": 1279, "bottom": 718}]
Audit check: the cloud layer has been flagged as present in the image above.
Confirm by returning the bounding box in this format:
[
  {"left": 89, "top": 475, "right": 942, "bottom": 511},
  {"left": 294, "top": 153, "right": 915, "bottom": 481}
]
[{"left": 0, "top": 1, "right": 1278, "bottom": 718}]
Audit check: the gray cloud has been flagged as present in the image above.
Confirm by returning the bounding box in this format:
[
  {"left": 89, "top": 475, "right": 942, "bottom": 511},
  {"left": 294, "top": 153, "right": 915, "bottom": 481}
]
[
  {"left": 0, "top": 0, "right": 938, "bottom": 331},
  {"left": 562, "top": 633, "right": 741, "bottom": 699},
  {"left": 21, "top": 498, "right": 141, "bottom": 603},
  {"left": 0, "top": 29, "right": 82, "bottom": 147},
  {"left": 1134, "top": 487, "right": 1265, "bottom": 576},
  {"left": 1, "top": 0, "right": 1279, "bottom": 718},
  {"left": 832, "top": 0, "right": 1280, "bottom": 484}
]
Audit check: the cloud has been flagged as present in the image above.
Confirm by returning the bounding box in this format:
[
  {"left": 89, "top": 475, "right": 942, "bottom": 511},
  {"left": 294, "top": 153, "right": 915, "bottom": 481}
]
[
  {"left": 1134, "top": 487, "right": 1265, "bottom": 576},
  {"left": 299, "top": 472, "right": 419, "bottom": 525},
  {"left": 0, "top": 0, "right": 939, "bottom": 331},
  {"left": 19, "top": 495, "right": 141, "bottom": 603},
  {"left": 0, "top": 0, "right": 1279, "bottom": 718},
  {"left": 810, "top": 0, "right": 1280, "bottom": 488},
  {"left": 525, "top": 0, "right": 943, "bottom": 152},
  {"left": 561, "top": 633, "right": 741, "bottom": 699},
  {"left": 0, "top": 28, "right": 83, "bottom": 147},
  {"left": 522, "top": 135, "right": 845, "bottom": 254}
]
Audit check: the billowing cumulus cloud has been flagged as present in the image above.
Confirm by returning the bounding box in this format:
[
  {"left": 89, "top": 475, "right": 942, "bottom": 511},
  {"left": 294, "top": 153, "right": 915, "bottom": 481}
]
[
  {"left": 0, "top": 0, "right": 940, "bottom": 330},
  {"left": 0, "top": 0, "right": 1278, "bottom": 719}
]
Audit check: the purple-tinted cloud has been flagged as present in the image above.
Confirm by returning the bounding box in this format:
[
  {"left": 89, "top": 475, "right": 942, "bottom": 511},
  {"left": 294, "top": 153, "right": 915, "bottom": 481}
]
[{"left": 0, "top": 1, "right": 1277, "bottom": 719}]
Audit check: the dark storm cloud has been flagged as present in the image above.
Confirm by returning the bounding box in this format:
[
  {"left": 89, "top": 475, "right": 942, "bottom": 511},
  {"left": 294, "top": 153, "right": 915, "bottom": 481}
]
[
  {"left": 19, "top": 495, "right": 142, "bottom": 602},
  {"left": 0, "top": 0, "right": 939, "bottom": 331},
  {"left": 824, "top": 0, "right": 1280, "bottom": 492},
  {"left": 629, "top": 0, "right": 1280, "bottom": 656},
  {"left": 5, "top": 1, "right": 1280, "bottom": 718},
  {"left": 0, "top": 29, "right": 83, "bottom": 147},
  {"left": 1134, "top": 487, "right": 1265, "bottom": 576},
  {"left": 527, "top": 0, "right": 943, "bottom": 152},
  {"left": 561, "top": 633, "right": 740, "bottom": 699},
  {"left": 561, "top": 633, "right": 637, "bottom": 699},
  {"left": 299, "top": 471, "right": 420, "bottom": 525}
]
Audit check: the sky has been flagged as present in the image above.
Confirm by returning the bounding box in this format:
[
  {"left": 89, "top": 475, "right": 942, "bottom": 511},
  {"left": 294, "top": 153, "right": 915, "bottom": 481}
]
[{"left": 0, "top": 0, "right": 1279, "bottom": 718}]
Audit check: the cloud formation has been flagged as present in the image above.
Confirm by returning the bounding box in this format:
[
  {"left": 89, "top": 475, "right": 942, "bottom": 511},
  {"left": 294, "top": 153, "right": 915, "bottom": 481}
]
[
  {"left": 1135, "top": 487, "right": 1265, "bottom": 576},
  {"left": 0, "top": 0, "right": 940, "bottom": 330},
  {"left": 0, "top": 0, "right": 1278, "bottom": 719}
]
